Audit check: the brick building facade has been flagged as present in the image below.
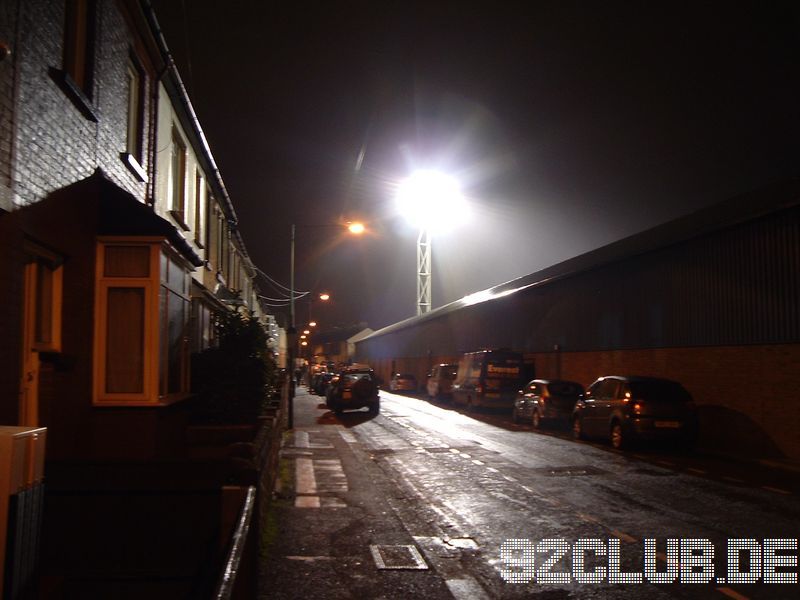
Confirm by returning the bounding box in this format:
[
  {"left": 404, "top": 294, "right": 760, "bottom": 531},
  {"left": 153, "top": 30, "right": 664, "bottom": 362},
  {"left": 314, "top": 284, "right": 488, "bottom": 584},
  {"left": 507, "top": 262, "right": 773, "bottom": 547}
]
[
  {"left": 0, "top": 1, "right": 275, "bottom": 595},
  {"left": 0, "top": 0, "right": 268, "bottom": 451}
]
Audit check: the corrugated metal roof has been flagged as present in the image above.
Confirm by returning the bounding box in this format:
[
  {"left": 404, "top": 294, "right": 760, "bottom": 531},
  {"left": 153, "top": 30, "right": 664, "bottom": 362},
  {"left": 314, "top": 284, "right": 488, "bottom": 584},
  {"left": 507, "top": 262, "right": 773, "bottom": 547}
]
[{"left": 363, "top": 178, "right": 800, "bottom": 342}]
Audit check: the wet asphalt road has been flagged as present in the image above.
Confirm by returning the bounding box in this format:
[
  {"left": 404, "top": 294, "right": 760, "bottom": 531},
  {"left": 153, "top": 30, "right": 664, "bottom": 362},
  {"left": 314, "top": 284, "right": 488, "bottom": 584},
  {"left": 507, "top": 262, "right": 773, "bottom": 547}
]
[{"left": 260, "top": 387, "right": 800, "bottom": 599}]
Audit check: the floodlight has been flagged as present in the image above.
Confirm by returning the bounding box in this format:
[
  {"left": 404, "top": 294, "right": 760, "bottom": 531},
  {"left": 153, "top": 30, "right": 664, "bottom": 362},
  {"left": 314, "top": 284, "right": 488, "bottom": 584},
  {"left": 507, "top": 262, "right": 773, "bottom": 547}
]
[{"left": 395, "top": 170, "right": 469, "bottom": 234}]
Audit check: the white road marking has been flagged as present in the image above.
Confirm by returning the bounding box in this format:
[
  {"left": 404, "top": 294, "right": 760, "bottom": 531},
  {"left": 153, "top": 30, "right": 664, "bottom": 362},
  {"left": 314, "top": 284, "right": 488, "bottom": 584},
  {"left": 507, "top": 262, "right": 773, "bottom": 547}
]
[
  {"left": 296, "top": 458, "right": 316, "bottom": 494},
  {"left": 446, "top": 577, "right": 490, "bottom": 600},
  {"left": 295, "top": 496, "right": 320, "bottom": 508}
]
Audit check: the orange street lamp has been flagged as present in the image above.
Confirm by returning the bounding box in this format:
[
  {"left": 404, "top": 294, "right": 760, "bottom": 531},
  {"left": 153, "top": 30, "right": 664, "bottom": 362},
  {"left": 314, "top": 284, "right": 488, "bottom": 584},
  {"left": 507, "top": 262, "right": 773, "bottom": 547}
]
[{"left": 348, "top": 221, "right": 365, "bottom": 235}]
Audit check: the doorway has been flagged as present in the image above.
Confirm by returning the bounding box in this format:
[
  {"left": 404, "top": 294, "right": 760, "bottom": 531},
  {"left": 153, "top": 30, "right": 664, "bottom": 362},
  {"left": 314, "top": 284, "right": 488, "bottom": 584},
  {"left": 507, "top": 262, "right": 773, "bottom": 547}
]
[{"left": 19, "top": 244, "right": 63, "bottom": 426}]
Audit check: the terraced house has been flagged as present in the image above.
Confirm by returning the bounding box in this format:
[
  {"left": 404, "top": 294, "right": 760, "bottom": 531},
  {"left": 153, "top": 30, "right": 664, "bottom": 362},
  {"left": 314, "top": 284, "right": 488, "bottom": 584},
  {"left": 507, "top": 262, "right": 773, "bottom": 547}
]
[{"left": 0, "top": 1, "right": 274, "bottom": 595}]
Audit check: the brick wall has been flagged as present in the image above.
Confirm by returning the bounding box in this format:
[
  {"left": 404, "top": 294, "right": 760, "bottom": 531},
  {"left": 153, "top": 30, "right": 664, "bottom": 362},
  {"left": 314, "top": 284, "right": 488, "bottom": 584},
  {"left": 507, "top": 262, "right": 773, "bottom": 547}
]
[
  {"left": 370, "top": 344, "right": 800, "bottom": 461},
  {"left": 535, "top": 343, "right": 800, "bottom": 461},
  {"left": 11, "top": 0, "right": 150, "bottom": 208},
  {"left": 0, "top": 0, "right": 18, "bottom": 210}
]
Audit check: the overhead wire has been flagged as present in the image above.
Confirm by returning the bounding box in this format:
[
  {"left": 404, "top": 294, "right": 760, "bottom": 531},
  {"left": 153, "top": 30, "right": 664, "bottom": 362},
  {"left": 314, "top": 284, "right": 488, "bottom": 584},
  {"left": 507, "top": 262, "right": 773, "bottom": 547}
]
[{"left": 253, "top": 266, "right": 309, "bottom": 298}]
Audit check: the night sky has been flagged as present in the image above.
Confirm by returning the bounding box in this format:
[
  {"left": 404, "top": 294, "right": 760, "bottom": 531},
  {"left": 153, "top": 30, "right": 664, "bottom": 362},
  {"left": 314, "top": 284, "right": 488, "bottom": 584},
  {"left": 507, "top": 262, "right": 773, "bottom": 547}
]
[{"left": 150, "top": 1, "right": 799, "bottom": 331}]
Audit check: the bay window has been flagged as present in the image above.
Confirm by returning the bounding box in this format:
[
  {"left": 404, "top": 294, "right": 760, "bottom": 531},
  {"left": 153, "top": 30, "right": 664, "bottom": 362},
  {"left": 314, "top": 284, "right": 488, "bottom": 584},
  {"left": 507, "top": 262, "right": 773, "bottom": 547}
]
[{"left": 94, "top": 238, "right": 191, "bottom": 404}]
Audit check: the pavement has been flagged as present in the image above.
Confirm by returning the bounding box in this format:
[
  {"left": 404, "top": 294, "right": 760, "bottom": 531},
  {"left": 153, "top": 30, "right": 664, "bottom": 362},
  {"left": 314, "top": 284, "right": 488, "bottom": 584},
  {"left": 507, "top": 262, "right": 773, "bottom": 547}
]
[{"left": 258, "top": 386, "right": 456, "bottom": 599}]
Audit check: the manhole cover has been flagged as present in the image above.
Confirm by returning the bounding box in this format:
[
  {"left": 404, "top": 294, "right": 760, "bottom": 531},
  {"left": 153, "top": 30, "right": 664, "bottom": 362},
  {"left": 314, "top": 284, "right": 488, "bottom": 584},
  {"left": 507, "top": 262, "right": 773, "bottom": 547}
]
[
  {"left": 370, "top": 545, "right": 428, "bottom": 570},
  {"left": 444, "top": 537, "right": 478, "bottom": 550}
]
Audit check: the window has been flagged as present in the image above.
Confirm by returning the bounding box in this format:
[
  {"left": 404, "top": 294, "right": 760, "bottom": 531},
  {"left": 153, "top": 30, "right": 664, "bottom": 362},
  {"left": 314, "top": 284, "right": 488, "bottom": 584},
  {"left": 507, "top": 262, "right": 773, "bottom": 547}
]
[
  {"left": 122, "top": 54, "right": 147, "bottom": 182},
  {"left": 596, "top": 379, "right": 619, "bottom": 401},
  {"left": 169, "top": 128, "right": 188, "bottom": 229},
  {"left": 211, "top": 206, "right": 226, "bottom": 276},
  {"left": 204, "top": 187, "right": 213, "bottom": 254},
  {"left": 94, "top": 239, "right": 191, "bottom": 404},
  {"left": 191, "top": 298, "right": 216, "bottom": 353},
  {"left": 63, "top": 0, "right": 96, "bottom": 98},
  {"left": 220, "top": 219, "right": 229, "bottom": 280},
  {"left": 159, "top": 250, "right": 190, "bottom": 396},
  {"left": 194, "top": 171, "right": 205, "bottom": 247}
]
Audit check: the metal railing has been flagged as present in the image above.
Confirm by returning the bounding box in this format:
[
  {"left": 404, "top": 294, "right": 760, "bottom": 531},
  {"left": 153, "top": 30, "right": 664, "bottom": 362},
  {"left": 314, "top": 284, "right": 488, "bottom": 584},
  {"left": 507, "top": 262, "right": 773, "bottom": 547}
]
[{"left": 214, "top": 486, "right": 256, "bottom": 600}]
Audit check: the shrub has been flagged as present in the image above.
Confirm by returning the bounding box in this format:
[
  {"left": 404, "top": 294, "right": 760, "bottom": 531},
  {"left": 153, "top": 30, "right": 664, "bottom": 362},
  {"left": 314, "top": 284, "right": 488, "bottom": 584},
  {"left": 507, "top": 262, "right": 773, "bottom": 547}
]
[{"left": 191, "top": 309, "right": 278, "bottom": 424}]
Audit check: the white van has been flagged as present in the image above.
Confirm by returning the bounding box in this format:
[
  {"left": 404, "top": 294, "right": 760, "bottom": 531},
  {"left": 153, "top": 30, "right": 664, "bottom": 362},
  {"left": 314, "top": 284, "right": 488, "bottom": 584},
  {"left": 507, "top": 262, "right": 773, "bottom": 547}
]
[
  {"left": 452, "top": 350, "right": 525, "bottom": 410},
  {"left": 426, "top": 363, "right": 457, "bottom": 400}
]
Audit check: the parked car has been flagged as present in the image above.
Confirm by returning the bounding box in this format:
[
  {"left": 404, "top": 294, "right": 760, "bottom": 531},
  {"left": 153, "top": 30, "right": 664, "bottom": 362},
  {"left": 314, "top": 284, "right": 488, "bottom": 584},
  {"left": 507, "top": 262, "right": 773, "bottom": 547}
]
[
  {"left": 389, "top": 373, "right": 418, "bottom": 393},
  {"left": 452, "top": 349, "right": 525, "bottom": 411},
  {"left": 326, "top": 366, "right": 381, "bottom": 415},
  {"left": 571, "top": 376, "right": 698, "bottom": 449},
  {"left": 513, "top": 379, "right": 583, "bottom": 428},
  {"left": 312, "top": 371, "right": 335, "bottom": 396},
  {"left": 426, "top": 363, "right": 458, "bottom": 400},
  {"left": 308, "top": 369, "right": 325, "bottom": 394}
]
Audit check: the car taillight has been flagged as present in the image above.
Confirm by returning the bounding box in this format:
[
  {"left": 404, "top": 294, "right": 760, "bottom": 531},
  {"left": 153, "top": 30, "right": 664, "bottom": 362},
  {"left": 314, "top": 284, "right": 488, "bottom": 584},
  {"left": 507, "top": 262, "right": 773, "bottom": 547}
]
[{"left": 627, "top": 397, "right": 644, "bottom": 414}]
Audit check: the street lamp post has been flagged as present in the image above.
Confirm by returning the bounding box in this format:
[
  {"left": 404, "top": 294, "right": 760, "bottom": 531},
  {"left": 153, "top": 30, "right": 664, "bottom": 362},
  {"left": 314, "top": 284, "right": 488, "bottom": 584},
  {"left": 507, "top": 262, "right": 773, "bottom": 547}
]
[
  {"left": 287, "top": 223, "right": 363, "bottom": 429},
  {"left": 288, "top": 224, "right": 297, "bottom": 428}
]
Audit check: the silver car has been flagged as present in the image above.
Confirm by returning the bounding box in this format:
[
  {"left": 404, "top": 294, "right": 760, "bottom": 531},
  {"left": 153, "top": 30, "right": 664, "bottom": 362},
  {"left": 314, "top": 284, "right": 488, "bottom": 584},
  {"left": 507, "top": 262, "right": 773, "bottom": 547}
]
[{"left": 513, "top": 379, "right": 584, "bottom": 428}]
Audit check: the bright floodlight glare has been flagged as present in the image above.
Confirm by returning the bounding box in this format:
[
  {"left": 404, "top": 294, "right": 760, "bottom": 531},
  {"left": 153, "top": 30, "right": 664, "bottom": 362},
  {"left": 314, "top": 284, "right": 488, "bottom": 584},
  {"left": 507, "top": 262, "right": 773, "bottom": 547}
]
[
  {"left": 395, "top": 170, "right": 469, "bottom": 233},
  {"left": 319, "top": 292, "right": 330, "bottom": 301},
  {"left": 348, "top": 222, "right": 365, "bottom": 235},
  {"left": 309, "top": 320, "right": 317, "bottom": 327}
]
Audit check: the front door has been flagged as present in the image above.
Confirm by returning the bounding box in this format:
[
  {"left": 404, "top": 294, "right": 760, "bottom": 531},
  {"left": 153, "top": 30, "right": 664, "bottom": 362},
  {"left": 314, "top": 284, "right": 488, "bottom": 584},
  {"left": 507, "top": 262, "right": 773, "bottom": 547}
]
[{"left": 19, "top": 247, "right": 62, "bottom": 426}]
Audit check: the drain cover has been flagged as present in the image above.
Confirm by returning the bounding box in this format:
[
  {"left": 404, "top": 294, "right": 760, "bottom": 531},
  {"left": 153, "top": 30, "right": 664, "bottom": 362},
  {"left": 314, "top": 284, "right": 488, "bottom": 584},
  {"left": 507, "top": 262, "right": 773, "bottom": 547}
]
[{"left": 370, "top": 545, "right": 428, "bottom": 570}]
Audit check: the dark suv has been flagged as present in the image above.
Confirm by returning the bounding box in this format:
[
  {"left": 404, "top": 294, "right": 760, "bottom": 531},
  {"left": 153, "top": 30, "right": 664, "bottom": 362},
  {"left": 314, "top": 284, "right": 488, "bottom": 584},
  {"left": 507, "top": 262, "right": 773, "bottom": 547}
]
[
  {"left": 571, "top": 376, "right": 697, "bottom": 449},
  {"left": 326, "top": 366, "right": 380, "bottom": 415}
]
